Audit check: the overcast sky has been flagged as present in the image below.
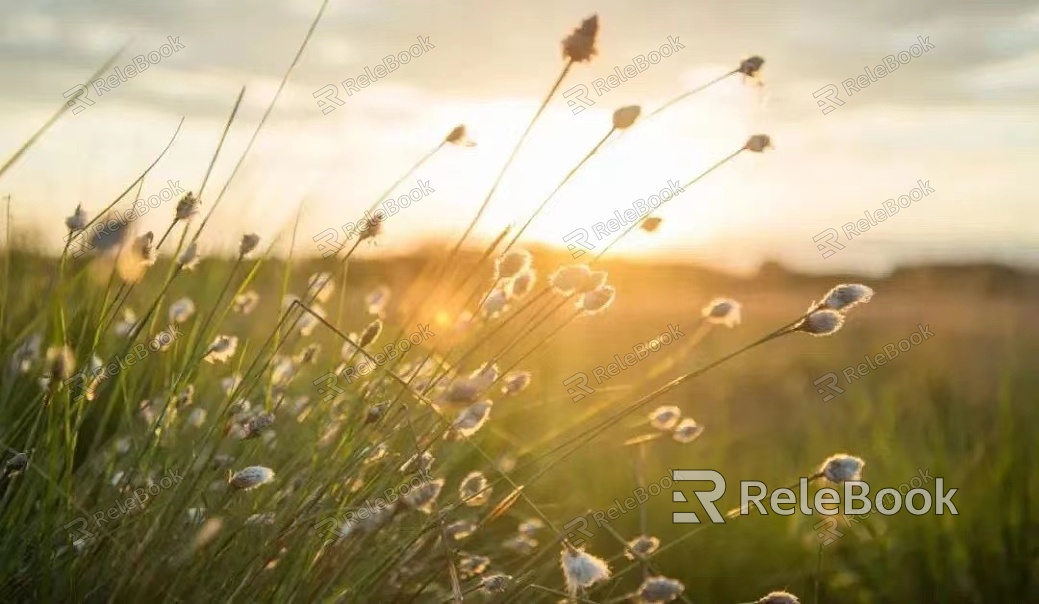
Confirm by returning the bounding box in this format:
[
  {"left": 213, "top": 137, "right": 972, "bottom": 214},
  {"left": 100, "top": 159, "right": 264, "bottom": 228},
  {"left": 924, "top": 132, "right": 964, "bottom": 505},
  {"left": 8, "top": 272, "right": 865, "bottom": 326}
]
[{"left": 1, "top": 0, "right": 1036, "bottom": 274}]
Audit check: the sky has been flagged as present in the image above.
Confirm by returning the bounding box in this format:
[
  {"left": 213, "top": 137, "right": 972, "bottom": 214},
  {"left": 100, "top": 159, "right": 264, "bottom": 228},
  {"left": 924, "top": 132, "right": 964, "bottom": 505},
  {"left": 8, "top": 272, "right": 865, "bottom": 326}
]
[{"left": 0, "top": 0, "right": 1036, "bottom": 275}]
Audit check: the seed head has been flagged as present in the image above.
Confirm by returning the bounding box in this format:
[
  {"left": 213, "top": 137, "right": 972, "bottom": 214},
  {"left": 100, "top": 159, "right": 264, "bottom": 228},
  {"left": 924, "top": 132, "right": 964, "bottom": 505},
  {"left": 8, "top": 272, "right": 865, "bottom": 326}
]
[
  {"left": 114, "top": 309, "right": 138, "bottom": 338},
  {"left": 359, "top": 319, "right": 383, "bottom": 347},
  {"left": 294, "top": 343, "right": 321, "bottom": 365},
  {"left": 641, "top": 216, "right": 662, "bottom": 233},
  {"left": 297, "top": 303, "right": 325, "bottom": 337},
  {"left": 612, "top": 105, "right": 641, "bottom": 129},
  {"left": 580, "top": 270, "right": 609, "bottom": 293},
  {"left": 518, "top": 518, "right": 544, "bottom": 536},
  {"left": 503, "top": 533, "right": 539, "bottom": 554},
  {"left": 482, "top": 288, "right": 509, "bottom": 318},
  {"left": 638, "top": 576, "right": 686, "bottom": 603},
  {"left": 242, "top": 413, "right": 275, "bottom": 439},
  {"left": 365, "top": 285, "right": 391, "bottom": 315},
  {"left": 744, "top": 134, "right": 773, "bottom": 153},
  {"left": 169, "top": 297, "right": 196, "bottom": 324},
  {"left": 480, "top": 573, "right": 512, "bottom": 594},
  {"left": 648, "top": 405, "right": 681, "bottom": 430},
  {"left": 445, "top": 124, "right": 476, "bottom": 147},
  {"left": 817, "top": 454, "right": 864, "bottom": 483},
  {"left": 450, "top": 399, "right": 493, "bottom": 439},
  {"left": 399, "top": 450, "right": 435, "bottom": 474},
  {"left": 562, "top": 14, "right": 599, "bottom": 63},
  {"left": 307, "top": 272, "right": 335, "bottom": 303},
  {"left": 4, "top": 451, "right": 29, "bottom": 477},
  {"left": 445, "top": 519, "right": 477, "bottom": 540},
  {"left": 178, "top": 241, "right": 200, "bottom": 270},
  {"left": 501, "top": 371, "right": 532, "bottom": 395},
  {"left": 738, "top": 55, "right": 765, "bottom": 78},
  {"left": 402, "top": 478, "right": 445, "bottom": 513},
  {"left": 821, "top": 283, "right": 874, "bottom": 311},
  {"left": 508, "top": 269, "right": 536, "bottom": 298},
  {"left": 239, "top": 233, "right": 260, "bottom": 257},
  {"left": 11, "top": 333, "right": 42, "bottom": 374},
  {"left": 459, "top": 471, "right": 491, "bottom": 506},
  {"left": 457, "top": 553, "right": 491, "bottom": 578},
  {"left": 796, "top": 309, "right": 844, "bottom": 337},
  {"left": 625, "top": 535, "right": 660, "bottom": 559},
  {"left": 188, "top": 408, "right": 207, "bottom": 428},
  {"left": 233, "top": 290, "right": 259, "bottom": 315},
  {"left": 175, "top": 192, "right": 199, "bottom": 221},
  {"left": 229, "top": 466, "right": 275, "bottom": 490},
  {"left": 65, "top": 203, "right": 88, "bottom": 232},
  {"left": 44, "top": 345, "right": 76, "bottom": 383},
  {"left": 672, "top": 418, "right": 704, "bottom": 443},
  {"left": 496, "top": 249, "right": 532, "bottom": 280},
  {"left": 758, "top": 591, "right": 800, "bottom": 604},
  {"left": 358, "top": 213, "right": 385, "bottom": 242},
  {"left": 560, "top": 546, "right": 611, "bottom": 595},
  {"left": 204, "top": 335, "right": 239, "bottom": 364},
  {"left": 578, "top": 285, "right": 616, "bottom": 314},
  {"left": 550, "top": 264, "right": 592, "bottom": 295},
  {"left": 702, "top": 297, "right": 742, "bottom": 327}
]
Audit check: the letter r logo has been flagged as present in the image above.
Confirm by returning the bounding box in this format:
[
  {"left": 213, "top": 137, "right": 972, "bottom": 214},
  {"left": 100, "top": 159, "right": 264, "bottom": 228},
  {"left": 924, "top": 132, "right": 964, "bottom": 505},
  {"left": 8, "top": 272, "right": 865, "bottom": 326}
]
[
  {"left": 813, "top": 84, "right": 845, "bottom": 115},
  {"left": 672, "top": 469, "right": 726, "bottom": 524},
  {"left": 813, "top": 228, "right": 845, "bottom": 259},
  {"left": 561, "top": 516, "right": 593, "bottom": 547},
  {"left": 813, "top": 372, "right": 844, "bottom": 402},
  {"left": 562, "top": 228, "right": 595, "bottom": 259},
  {"left": 814, "top": 517, "right": 844, "bottom": 546},
  {"left": 563, "top": 84, "right": 593, "bottom": 115},
  {"left": 562, "top": 372, "right": 594, "bottom": 402}
]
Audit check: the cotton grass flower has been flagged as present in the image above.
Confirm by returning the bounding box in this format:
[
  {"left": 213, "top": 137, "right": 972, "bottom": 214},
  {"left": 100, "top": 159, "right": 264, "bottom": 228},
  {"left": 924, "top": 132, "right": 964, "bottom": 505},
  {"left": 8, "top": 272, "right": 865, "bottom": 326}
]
[
  {"left": 562, "top": 14, "right": 599, "bottom": 63},
  {"left": 457, "top": 553, "right": 491, "bottom": 578},
  {"left": 550, "top": 264, "right": 592, "bottom": 294},
  {"left": 638, "top": 576, "right": 685, "bottom": 603},
  {"left": 239, "top": 233, "right": 260, "bottom": 257},
  {"left": 518, "top": 518, "right": 544, "bottom": 536},
  {"left": 242, "top": 413, "right": 275, "bottom": 439},
  {"left": 228, "top": 466, "right": 275, "bottom": 490},
  {"left": 399, "top": 450, "right": 434, "bottom": 474},
  {"left": 480, "top": 573, "right": 512, "bottom": 594},
  {"left": 738, "top": 55, "right": 765, "bottom": 78},
  {"left": 641, "top": 216, "right": 662, "bottom": 233},
  {"left": 496, "top": 249, "right": 532, "bottom": 280},
  {"left": 358, "top": 319, "right": 383, "bottom": 347},
  {"left": 508, "top": 269, "right": 536, "bottom": 298},
  {"left": 365, "top": 285, "right": 390, "bottom": 315},
  {"left": 168, "top": 297, "right": 195, "bottom": 324},
  {"left": 175, "top": 192, "right": 199, "bottom": 221},
  {"left": 298, "top": 304, "right": 325, "bottom": 337},
  {"left": 65, "top": 203, "right": 88, "bottom": 233},
  {"left": 672, "top": 418, "right": 704, "bottom": 443},
  {"left": 625, "top": 535, "right": 660, "bottom": 559},
  {"left": 307, "top": 272, "right": 335, "bottom": 303},
  {"left": 817, "top": 454, "right": 864, "bottom": 483},
  {"left": 449, "top": 399, "right": 493, "bottom": 439},
  {"left": 481, "top": 288, "right": 509, "bottom": 319},
  {"left": 114, "top": 309, "right": 138, "bottom": 338},
  {"left": 744, "top": 134, "right": 773, "bottom": 153},
  {"left": 445, "top": 520, "right": 477, "bottom": 540},
  {"left": 204, "top": 335, "right": 238, "bottom": 364},
  {"left": 44, "top": 345, "right": 76, "bottom": 383},
  {"left": 795, "top": 308, "right": 844, "bottom": 337},
  {"left": 578, "top": 285, "right": 615, "bottom": 315},
  {"left": 612, "top": 105, "right": 641, "bottom": 129},
  {"left": 757, "top": 591, "right": 800, "bottom": 604},
  {"left": 821, "top": 283, "right": 874, "bottom": 311},
  {"left": 178, "top": 241, "right": 200, "bottom": 270},
  {"left": 459, "top": 471, "right": 491, "bottom": 506},
  {"left": 358, "top": 213, "right": 384, "bottom": 242},
  {"left": 11, "top": 333, "right": 41, "bottom": 374},
  {"left": 648, "top": 405, "right": 681, "bottom": 430},
  {"left": 233, "top": 291, "right": 260, "bottom": 315},
  {"left": 402, "top": 478, "right": 444, "bottom": 513},
  {"left": 702, "top": 297, "right": 742, "bottom": 327},
  {"left": 445, "top": 124, "right": 476, "bottom": 147},
  {"left": 501, "top": 371, "right": 531, "bottom": 395},
  {"left": 560, "top": 546, "right": 611, "bottom": 595}
]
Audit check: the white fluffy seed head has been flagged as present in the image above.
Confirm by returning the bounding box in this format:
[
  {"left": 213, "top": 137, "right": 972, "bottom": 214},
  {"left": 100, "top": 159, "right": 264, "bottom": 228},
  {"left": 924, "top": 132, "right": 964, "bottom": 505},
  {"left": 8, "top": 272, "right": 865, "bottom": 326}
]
[
  {"left": 402, "top": 478, "right": 444, "bottom": 513},
  {"left": 204, "top": 335, "right": 238, "bottom": 363},
  {"left": 239, "top": 233, "right": 260, "bottom": 257},
  {"left": 65, "top": 203, "right": 88, "bottom": 232},
  {"left": 175, "top": 192, "right": 199, "bottom": 220},
  {"left": 481, "top": 288, "right": 509, "bottom": 319},
  {"left": 638, "top": 575, "right": 686, "bottom": 602},
  {"left": 229, "top": 466, "right": 275, "bottom": 490},
  {"left": 625, "top": 535, "right": 660, "bottom": 559},
  {"left": 818, "top": 454, "right": 864, "bottom": 483},
  {"left": 44, "top": 345, "right": 76, "bottom": 382},
  {"left": 578, "top": 285, "right": 616, "bottom": 315},
  {"left": 758, "top": 591, "right": 800, "bottom": 604},
  {"left": 648, "top": 406, "right": 681, "bottom": 431},
  {"left": 550, "top": 264, "right": 592, "bottom": 295},
  {"left": 459, "top": 471, "right": 491, "bottom": 506},
  {"left": 496, "top": 249, "right": 532, "bottom": 279},
  {"left": 233, "top": 291, "right": 259, "bottom": 315},
  {"left": 501, "top": 371, "right": 532, "bottom": 395},
  {"left": 168, "top": 297, "right": 196, "bottom": 324},
  {"left": 365, "top": 285, "right": 391, "bottom": 315},
  {"left": 177, "top": 241, "right": 200, "bottom": 270},
  {"left": 703, "top": 297, "right": 742, "bottom": 327},
  {"left": 480, "top": 573, "right": 512, "bottom": 594},
  {"left": 560, "top": 546, "right": 611, "bottom": 595},
  {"left": 359, "top": 319, "right": 383, "bottom": 348},
  {"left": 797, "top": 309, "right": 845, "bottom": 336},
  {"left": 672, "top": 418, "right": 704, "bottom": 443},
  {"left": 450, "top": 400, "right": 493, "bottom": 439},
  {"left": 822, "top": 283, "right": 874, "bottom": 311},
  {"left": 307, "top": 272, "right": 335, "bottom": 303}
]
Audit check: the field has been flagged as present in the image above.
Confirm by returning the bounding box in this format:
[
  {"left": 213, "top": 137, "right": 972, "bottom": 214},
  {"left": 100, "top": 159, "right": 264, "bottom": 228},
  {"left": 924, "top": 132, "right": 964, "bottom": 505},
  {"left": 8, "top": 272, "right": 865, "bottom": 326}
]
[{"left": 1, "top": 243, "right": 1036, "bottom": 603}]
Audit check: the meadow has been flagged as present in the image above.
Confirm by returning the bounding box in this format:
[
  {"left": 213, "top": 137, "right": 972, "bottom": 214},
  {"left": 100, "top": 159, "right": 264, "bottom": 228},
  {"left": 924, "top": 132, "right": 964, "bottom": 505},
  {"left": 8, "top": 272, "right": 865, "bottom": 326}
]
[{"left": 1, "top": 8, "right": 1037, "bottom": 603}]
